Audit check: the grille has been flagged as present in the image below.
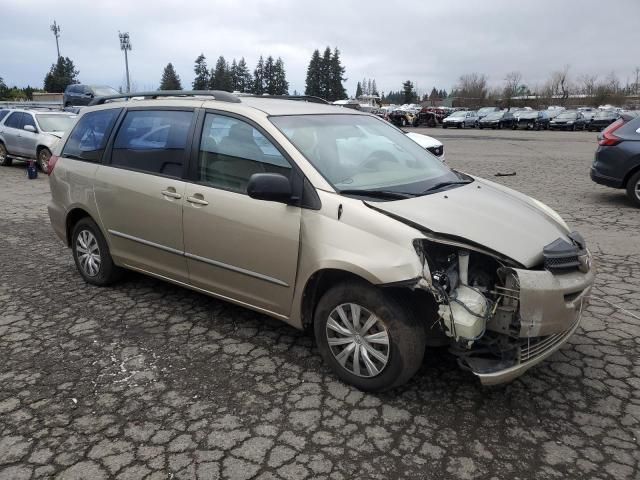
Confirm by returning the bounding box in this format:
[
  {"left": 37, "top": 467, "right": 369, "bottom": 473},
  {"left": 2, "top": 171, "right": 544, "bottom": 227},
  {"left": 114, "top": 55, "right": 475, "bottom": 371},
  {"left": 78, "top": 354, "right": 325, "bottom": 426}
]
[
  {"left": 543, "top": 236, "right": 584, "bottom": 273},
  {"left": 427, "top": 146, "right": 443, "bottom": 157},
  {"left": 544, "top": 255, "right": 580, "bottom": 272}
]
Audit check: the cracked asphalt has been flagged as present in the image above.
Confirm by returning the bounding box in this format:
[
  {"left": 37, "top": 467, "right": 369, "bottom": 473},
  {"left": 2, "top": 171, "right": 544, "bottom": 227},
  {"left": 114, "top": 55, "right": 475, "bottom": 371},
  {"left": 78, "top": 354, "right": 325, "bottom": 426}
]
[{"left": 1, "top": 128, "right": 639, "bottom": 479}]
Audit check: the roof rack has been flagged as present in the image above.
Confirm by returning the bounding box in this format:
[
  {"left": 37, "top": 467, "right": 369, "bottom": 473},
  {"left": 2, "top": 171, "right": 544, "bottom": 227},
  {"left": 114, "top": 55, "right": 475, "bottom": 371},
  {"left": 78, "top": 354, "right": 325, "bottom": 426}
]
[
  {"left": 239, "top": 94, "right": 329, "bottom": 105},
  {"left": 88, "top": 90, "right": 241, "bottom": 106}
]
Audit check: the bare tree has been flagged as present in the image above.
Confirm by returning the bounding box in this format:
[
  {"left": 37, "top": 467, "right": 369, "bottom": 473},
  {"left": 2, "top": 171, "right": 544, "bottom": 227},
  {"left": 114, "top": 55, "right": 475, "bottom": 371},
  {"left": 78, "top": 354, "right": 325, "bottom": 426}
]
[
  {"left": 578, "top": 73, "right": 598, "bottom": 96},
  {"left": 503, "top": 71, "right": 522, "bottom": 107},
  {"left": 454, "top": 73, "right": 488, "bottom": 107},
  {"left": 547, "top": 65, "right": 571, "bottom": 105}
]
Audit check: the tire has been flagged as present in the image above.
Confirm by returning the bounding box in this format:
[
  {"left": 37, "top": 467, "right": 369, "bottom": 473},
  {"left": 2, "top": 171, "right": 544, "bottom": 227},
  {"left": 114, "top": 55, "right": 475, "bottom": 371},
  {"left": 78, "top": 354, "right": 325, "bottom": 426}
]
[
  {"left": 457, "top": 123, "right": 462, "bottom": 129},
  {"left": 71, "top": 217, "right": 123, "bottom": 286},
  {"left": 442, "top": 124, "right": 448, "bottom": 129},
  {"left": 497, "top": 123, "right": 502, "bottom": 130},
  {"left": 626, "top": 170, "right": 640, "bottom": 208},
  {"left": 479, "top": 125, "right": 483, "bottom": 129},
  {"left": 571, "top": 124, "right": 576, "bottom": 131},
  {"left": 37, "top": 148, "right": 51, "bottom": 173},
  {"left": 314, "top": 281, "right": 426, "bottom": 392},
  {"left": 0, "top": 143, "right": 12, "bottom": 167}
]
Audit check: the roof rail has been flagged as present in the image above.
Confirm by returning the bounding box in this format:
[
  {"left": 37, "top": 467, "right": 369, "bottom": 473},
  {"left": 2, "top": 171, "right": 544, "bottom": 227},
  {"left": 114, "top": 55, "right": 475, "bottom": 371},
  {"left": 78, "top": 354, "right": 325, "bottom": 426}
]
[
  {"left": 238, "top": 94, "right": 329, "bottom": 105},
  {"left": 88, "top": 90, "right": 241, "bottom": 106}
]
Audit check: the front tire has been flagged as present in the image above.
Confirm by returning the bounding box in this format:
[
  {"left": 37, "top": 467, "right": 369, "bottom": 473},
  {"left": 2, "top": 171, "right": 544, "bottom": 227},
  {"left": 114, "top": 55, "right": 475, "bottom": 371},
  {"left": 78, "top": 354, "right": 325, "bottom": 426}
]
[
  {"left": 37, "top": 148, "right": 51, "bottom": 173},
  {"left": 71, "top": 217, "right": 123, "bottom": 286},
  {"left": 626, "top": 170, "right": 640, "bottom": 208},
  {"left": 0, "top": 143, "right": 12, "bottom": 167},
  {"left": 314, "top": 281, "right": 426, "bottom": 392}
]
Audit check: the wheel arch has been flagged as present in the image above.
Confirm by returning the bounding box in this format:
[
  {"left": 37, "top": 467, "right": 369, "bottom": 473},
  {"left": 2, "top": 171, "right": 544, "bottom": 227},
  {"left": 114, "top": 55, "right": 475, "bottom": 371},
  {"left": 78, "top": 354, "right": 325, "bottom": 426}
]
[
  {"left": 622, "top": 161, "right": 640, "bottom": 188},
  {"left": 65, "top": 207, "right": 96, "bottom": 247}
]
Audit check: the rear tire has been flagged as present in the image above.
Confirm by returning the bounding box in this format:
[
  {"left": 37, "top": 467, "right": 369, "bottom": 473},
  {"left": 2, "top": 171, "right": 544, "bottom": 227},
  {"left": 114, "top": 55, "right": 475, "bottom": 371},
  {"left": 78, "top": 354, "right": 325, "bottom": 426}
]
[
  {"left": 71, "top": 217, "right": 123, "bottom": 286},
  {"left": 626, "top": 170, "right": 640, "bottom": 208},
  {"left": 0, "top": 143, "right": 11, "bottom": 167},
  {"left": 314, "top": 281, "right": 426, "bottom": 392}
]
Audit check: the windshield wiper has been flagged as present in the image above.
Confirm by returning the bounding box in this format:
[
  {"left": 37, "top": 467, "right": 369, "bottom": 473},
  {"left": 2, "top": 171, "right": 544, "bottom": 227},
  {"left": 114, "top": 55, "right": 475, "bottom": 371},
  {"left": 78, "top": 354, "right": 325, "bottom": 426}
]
[
  {"left": 421, "top": 180, "right": 472, "bottom": 193},
  {"left": 339, "top": 189, "right": 415, "bottom": 200}
]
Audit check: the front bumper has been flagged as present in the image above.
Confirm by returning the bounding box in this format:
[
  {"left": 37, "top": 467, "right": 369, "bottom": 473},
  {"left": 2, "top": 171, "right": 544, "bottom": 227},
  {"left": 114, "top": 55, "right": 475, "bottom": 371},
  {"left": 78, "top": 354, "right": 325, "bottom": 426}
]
[{"left": 473, "top": 266, "right": 595, "bottom": 385}]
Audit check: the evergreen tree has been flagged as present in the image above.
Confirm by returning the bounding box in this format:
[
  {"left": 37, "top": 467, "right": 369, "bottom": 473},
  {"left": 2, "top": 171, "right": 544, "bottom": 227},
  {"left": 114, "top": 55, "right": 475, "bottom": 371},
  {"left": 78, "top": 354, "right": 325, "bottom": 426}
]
[
  {"left": 402, "top": 80, "right": 415, "bottom": 103},
  {"left": 263, "top": 55, "right": 275, "bottom": 94},
  {"left": 371, "top": 79, "right": 378, "bottom": 96},
  {"left": 253, "top": 56, "right": 265, "bottom": 94},
  {"left": 0, "top": 77, "right": 8, "bottom": 99},
  {"left": 229, "top": 58, "right": 239, "bottom": 91},
  {"left": 192, "top": 54, "right": 209, "bottom": 90},
  {"left": 236, "top": 57, "right": 252, "bottom": 93},
  {"left": 362, "top": 77, "right": 368, "bottom": 95},
  {"left": 272, "top": 57, "right": 289, "bottom": 95},
  {"left": 355, "top": 81, "right": 362, "bottom": 99},
  {"left": 304, "top": 49, "right": 322, "bottom": 97},
  {"left": 43, "top": 56, "right": 80, "bottom": 93},
  {"left": 328, "top": 48, "right": 347, "bottom": 101},
  {"left": 320, "top": 47, "right": 332, "bottom": 100},
  {"left": 210, "top": 56, "right": 232, "bottom": 91},
  {"left": 159, "top": 63, "right": 182, "bottom": 90}
]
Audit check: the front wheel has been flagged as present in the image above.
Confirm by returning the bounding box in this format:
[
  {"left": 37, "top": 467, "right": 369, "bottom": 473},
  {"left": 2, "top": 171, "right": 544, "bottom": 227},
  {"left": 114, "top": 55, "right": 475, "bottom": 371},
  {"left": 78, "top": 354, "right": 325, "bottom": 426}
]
[
  {"left": 314, "top": 281, "right": 426, "bottom": 392},
  {"left": 37, "top": 148, "right": 51, "bottom": 173},
  {"left": 0, "top": 143, "right": 12, "bottom": 167},
  {"left": 71, "top": 217, "right": 123, "bottom": 286},
  {"left": 626, "top": 170, "right": 640, "bottom": 208}
]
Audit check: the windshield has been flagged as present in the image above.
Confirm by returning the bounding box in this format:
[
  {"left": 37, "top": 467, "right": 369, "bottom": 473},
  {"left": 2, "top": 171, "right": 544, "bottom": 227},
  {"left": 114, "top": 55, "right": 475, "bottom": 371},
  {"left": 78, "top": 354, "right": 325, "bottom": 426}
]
[
  {"left": 448, "top": 111, "right": 466, "bottom": 118},
  {"left": 270, "top": 114, "right": 464, "bottom": 196},
  {"left": 477, "top": 107, "right": 496, "bottom": 115},
  {"left": 92, "top": 86, "right": 119, "bottom": 96},
  {"left": 518, "top": 111, "right": 538, "bottom": 119},
  {"left": 36, "top": 114, "right": 77, "bottom": 132},
  {"left": 483, "top": 112, "right": 503, "bottom": 120},
  {"left": 555, "top": 112, "right": 578, "bottom": 120},
  {"left": 594, "top": 111, "right": 616, "bottom": 119}
]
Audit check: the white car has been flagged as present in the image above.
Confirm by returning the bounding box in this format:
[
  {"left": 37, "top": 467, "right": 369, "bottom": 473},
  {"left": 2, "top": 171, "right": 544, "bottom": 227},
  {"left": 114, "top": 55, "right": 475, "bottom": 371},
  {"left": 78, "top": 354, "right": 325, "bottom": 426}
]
[{"left": 405, "top": 131, "right": 445, "bottom": 161}]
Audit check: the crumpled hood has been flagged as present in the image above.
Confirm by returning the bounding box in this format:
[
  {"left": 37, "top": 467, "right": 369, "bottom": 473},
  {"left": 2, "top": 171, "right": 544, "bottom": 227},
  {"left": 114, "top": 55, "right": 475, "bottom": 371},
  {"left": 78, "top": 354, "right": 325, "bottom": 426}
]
[{"left": 367, "top": 177, "right": 571, "bottom": 267}]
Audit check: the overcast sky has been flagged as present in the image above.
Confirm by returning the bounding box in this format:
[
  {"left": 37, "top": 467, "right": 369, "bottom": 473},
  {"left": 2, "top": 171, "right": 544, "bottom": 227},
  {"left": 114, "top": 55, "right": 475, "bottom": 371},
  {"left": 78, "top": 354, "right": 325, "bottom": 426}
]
[{"left": 1, "top": 0, "right": 638, "bottom": 96}]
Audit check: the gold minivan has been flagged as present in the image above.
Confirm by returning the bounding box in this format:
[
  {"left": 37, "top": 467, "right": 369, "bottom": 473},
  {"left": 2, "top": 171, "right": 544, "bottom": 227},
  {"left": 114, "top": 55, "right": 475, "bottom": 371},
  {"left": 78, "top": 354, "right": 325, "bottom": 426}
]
[{"left": 48, "top": 91, "right": 594, "bottom": 391}]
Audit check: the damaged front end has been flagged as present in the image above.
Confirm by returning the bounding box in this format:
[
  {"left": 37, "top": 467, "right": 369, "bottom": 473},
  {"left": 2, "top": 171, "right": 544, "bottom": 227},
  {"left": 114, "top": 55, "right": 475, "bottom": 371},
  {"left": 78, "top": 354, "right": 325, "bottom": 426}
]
[{"left": 413, "top": 233, "right": 594, "bottom": 385}]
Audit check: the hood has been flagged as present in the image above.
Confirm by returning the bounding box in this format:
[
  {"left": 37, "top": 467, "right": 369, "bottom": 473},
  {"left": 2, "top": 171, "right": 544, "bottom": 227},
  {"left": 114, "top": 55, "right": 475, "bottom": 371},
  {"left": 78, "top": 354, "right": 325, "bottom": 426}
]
[
  {"left": 46, "top": 131, "right": 65, "bottom": 138},
  {"left": 444, "top": 117, "right": 462, "bottom": 122},
  {"left": 366, "top": 177, "right": 570, "bottom": 267},
  {"left": 405, "top": 132, "right": 441, "bottom": 149}
]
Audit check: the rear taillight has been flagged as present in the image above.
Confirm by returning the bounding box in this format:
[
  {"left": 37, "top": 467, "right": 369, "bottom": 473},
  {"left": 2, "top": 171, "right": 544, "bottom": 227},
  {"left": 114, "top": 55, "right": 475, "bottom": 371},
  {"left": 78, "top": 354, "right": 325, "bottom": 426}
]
[
  {"left": 48, "top": 155, "right": 59, "bottom": 176},
  {"left": 598, "top": 118, "right": 625, "bottom": 146}
]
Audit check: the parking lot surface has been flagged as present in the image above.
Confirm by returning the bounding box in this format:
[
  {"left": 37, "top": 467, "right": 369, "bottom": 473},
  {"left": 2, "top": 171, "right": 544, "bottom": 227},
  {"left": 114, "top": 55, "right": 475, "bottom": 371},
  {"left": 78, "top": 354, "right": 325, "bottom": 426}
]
[{"left": 1, "top": 128, "right": 639, "bottom": 480}]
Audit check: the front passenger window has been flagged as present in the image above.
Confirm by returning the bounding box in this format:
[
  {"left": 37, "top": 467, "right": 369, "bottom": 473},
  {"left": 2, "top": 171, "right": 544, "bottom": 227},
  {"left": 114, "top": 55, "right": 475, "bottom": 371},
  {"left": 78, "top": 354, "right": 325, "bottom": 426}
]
[{"left": 198, "top": 113, "right": 291, "bottom": 194}]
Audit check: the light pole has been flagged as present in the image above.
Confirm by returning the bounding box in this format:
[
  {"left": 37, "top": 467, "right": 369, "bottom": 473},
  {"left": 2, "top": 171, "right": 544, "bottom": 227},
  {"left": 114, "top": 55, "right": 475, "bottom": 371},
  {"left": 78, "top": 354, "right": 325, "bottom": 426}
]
[
  {"left": 119, "top": 32, "right": 132, "bottom": 93},
  {"left": 50, "top": 20, "right": 61, "bottom": 58}
]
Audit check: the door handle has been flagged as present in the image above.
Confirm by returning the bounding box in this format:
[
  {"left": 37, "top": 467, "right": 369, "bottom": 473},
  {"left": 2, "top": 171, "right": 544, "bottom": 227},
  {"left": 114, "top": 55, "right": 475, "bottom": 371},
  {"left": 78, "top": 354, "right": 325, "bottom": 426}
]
[
  {"left": 161, "top": 189, "right": 182, "bottom": 199},
  {"left": 186, "top": 195, "right": 209, "bottom": 206}
]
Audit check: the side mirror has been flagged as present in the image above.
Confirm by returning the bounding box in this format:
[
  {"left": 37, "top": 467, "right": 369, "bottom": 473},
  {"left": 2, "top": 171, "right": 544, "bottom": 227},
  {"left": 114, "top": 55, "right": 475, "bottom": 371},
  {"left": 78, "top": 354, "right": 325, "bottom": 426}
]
[
  {"left": 247, "top": 173, "right": 292, "bottom": 204},
  {"left": 23, "top": 125, "right": 36, "bottom": 133},
  {"left": 84, "top": 92, "right": 94, "bottom": 98}
]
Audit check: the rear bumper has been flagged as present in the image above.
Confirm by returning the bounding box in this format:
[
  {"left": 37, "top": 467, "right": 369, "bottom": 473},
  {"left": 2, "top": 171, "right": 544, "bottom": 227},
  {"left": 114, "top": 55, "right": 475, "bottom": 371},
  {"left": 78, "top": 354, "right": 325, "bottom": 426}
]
[{"left": 590, "top": 167, "right": 623, "bottom": 188}]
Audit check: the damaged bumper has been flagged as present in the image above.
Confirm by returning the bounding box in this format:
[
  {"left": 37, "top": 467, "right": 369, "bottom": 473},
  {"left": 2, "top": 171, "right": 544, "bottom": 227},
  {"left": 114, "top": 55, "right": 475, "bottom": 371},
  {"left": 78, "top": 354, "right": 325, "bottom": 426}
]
[{"left": 473, "top": 266, "right": 594, "bottom": 385}]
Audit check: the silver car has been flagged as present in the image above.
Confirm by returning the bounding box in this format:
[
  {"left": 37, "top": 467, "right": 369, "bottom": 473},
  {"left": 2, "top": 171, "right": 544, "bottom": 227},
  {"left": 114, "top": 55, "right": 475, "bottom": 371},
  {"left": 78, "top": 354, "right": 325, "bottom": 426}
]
[
  {"left": 47, "top": 91, "right": 594, "bottom": 391},
  {"left": 0, "top": 109, "right": 77, "bottom": 172}
]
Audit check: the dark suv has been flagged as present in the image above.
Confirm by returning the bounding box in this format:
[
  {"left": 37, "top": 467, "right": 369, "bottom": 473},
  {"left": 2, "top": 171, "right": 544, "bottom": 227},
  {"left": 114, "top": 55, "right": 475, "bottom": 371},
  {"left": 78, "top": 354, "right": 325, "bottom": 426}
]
[
  {"left": 63, "top": 85, "right": 119, "bottom": 107},
  {"left": 591, "top": 114, "right": 640, "bottom": 207}
]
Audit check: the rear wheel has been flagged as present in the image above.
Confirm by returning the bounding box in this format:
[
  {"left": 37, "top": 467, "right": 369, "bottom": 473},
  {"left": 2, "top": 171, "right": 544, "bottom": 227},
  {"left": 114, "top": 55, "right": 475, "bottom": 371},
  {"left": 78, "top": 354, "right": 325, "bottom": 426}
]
[
  {"left": 314, "top": 281, "right": 426, "bottom": 392},
  {"left": 71, "top": 217, "right": 123, "bottom": 286},
  {"left": 626, "top": 171, "right": 640, "bottom": 208},
  {"left": 37, "top": 148, "right": 51, "bottom": 173},
  {"left": 0, "top": 143, "right": 11, "bottom": 167}
]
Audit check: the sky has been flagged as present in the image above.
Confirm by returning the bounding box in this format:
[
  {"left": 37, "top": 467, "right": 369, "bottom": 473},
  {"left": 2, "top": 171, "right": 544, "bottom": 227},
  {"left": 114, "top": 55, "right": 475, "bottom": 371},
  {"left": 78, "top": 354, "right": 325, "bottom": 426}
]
[{"left": 1, "top": 0, "right": 638, "bottom": 97}]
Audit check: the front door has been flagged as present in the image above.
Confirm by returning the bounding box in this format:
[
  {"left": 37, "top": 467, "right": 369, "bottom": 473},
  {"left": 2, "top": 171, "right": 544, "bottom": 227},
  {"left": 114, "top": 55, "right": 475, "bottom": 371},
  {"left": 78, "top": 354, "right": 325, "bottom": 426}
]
[
  {"left": 183, "top": 112, "right": 301, "bottom": 317},
  {"left": 17, "top": 113, "right": 38, "bottom": 158},
  {"left": 94, "top": 108, "right": 195, "bottom": 283}
]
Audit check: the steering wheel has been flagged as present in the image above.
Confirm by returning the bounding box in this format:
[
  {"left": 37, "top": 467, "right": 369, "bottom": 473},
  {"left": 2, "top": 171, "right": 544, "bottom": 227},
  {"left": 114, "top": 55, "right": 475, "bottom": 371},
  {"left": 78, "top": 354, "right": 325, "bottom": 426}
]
[{"left": 361, "top": 150, "right": 399, "bottom": 169}]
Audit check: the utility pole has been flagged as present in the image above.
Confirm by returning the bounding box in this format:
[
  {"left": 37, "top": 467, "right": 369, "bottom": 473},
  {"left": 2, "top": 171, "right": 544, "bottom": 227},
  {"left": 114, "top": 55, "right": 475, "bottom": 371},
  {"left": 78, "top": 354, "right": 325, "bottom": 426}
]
[
  {"left": 50, "top": 20, "right": 61, "bottom": 58},
  {"left": 119, "top": 32, "right": 132, "bottom": 93}
]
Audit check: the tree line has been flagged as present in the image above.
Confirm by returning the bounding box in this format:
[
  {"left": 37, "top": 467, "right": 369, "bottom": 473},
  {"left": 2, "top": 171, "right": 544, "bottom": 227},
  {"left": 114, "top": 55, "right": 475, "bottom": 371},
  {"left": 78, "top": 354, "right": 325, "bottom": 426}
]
[
  {"left": 304, "top": 47, "right": 347, "bottom": 101},
  {"left": 159, "top": 54, "right": 290, "bottom": 95}
]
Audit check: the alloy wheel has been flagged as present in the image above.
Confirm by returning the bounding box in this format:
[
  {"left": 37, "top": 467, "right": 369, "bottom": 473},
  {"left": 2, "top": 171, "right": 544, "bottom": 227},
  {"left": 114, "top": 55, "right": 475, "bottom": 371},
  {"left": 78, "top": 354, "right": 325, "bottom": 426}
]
[
  {"left": 76, "top": 230, "right": 101, "bottom": 277},
  {"left": 635, "top": 179, "right": 640, "bottom": 202},
  {"left": 325, "top": 303, "right": 390, "bottom": 378},
  {"left": 0, "top": 144, "right": 6, "bottom": 162},
  {"left": 38, "top": 149, "right": 50, "bottom": 173}
]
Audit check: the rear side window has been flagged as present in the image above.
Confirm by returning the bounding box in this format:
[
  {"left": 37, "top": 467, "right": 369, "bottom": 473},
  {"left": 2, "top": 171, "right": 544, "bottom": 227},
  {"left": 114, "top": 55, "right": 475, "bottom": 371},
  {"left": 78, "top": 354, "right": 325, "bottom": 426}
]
[
  {"left": 0, "top": 110, "right": 9, "bottom": 122},
  {"left": 62, "top": 109, "right": 121, "bottom": 162},
  {"left": 4, "top": 112, "right": 23, "bottom": 129},
  {"left": 111, "top": 110, "right": 193, "bottom": 178}
]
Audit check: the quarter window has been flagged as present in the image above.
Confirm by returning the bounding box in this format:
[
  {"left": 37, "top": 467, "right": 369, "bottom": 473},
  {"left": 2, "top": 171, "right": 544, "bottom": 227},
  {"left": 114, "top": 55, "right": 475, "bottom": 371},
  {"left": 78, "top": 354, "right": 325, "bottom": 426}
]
[
  {"left": 62, "top": 108, "right": 121, "bottom": 162},
  {"left": 4, "top": 112, "right": 23, "bottom": 129},
  {"left": 22, "top": 114, "right": 36, "bottom": 131},
  {"left": 198, "top": 113, "right": 291, "bottom": 193},
  {"left": 111, "top": 110, "right": 193, "bottom": 177}
]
